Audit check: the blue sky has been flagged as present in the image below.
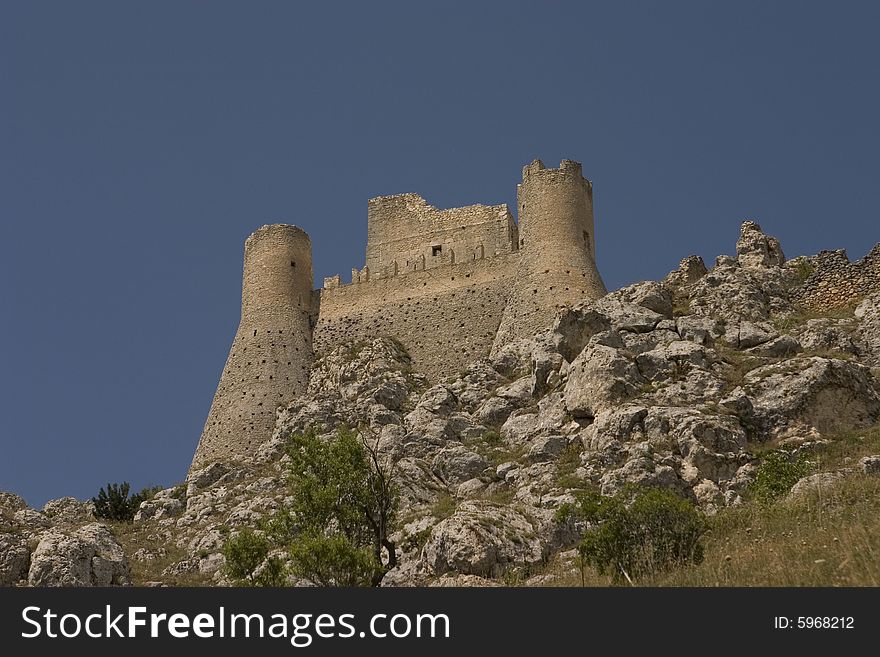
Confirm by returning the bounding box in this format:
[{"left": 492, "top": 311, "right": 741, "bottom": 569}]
[{"left": 2, "top": 1, "right": 879, "bottom": 506}]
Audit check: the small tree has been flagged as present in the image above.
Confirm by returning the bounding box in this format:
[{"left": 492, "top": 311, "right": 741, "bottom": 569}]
[
  {"left": 559, "top": 487, "right": 706, "bottom": 584},
  {"left": 282, "top": 427, "right": 399, "bottom": 586},
  {"left": 93, "top": 482, "right": 159, "bottom": 522},
  {"left": 221, "top": 427, "right": 400, "bottom": 587}
]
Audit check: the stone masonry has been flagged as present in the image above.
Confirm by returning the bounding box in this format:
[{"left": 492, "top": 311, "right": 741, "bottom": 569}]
[
  {"left": 793, "top": 244, "right": 880, "bottom": 310},
  {"left": 191, "top": 159, "right": 607, "bottom": 471}
]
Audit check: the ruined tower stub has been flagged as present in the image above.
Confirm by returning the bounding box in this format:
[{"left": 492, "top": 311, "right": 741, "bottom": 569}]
[
  {"left": 492, "top": 159, "right": 606, "bottom": 352},
  {"left": 190, "top": 224, "right": 314, "bottom": 471}
]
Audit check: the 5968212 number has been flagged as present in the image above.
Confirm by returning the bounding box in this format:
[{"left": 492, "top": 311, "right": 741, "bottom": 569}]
[{"left": 797, "top": 617, "right": 854, "bottom": 629}]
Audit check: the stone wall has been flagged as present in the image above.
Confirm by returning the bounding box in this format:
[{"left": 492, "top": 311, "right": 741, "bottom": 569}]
[
  {"left": 794, "top": 244, "right": 880, "bottom": 309},
  {"left": 314, "top": 253, "right": 519, "bottom": 382},
  {"left": 191, "top": 225, "right": 314, "bottom": 470},
  {"left": 364, "top": 194, "right": 518, "bottom": 279}
]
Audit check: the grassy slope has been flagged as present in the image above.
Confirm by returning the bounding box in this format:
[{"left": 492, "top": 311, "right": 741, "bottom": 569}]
[{"left": 547, "top": 424, "right": 880, "bottom": 587}]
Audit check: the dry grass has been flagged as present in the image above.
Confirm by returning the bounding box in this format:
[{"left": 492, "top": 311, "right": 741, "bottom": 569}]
[
  {"left": 540, "top": 424, "right": 880, "bottom": 587},
  {"left": 108, "top": 520, "right": 212, "bottom": 586},
  {"left": 543, "top": 475, "right": 880, "bottom": 587},
  {"left": 771, "top": 303, "right": 858, "bottom": 333}
]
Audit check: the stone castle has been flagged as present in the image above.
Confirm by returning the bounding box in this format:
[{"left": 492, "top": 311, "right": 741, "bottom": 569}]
[{"left": 191, "top": 158, "right": 607, "bottom": 470}]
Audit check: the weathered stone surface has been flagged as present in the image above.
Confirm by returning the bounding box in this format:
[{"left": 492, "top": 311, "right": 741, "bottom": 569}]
[
  {"left": 736, "top": 220, "right": 785, "bottom": 268},
  {"left": 564, "top": 345, "right": 643, "bottom": 418},
  {"left": 134, "top": 490, "right": 185, "bottom": 522},
  {"left": 420, "top": 501, "right": 550, "bottom": 578},
  {"left": 787, "top": 471, "right": 845, "bottom": 501},
  {"left": 856, "top": 293, "right": 880, "bottom": 366},
  {"left": 28, "top": 523, "right": 129, "bottom": 587},
  {"left": 42, "top": 497, "right": 94, "bottom": 524},
  {"left": 664, "top": 255, "right": 708, "bottom": 288},
  {"left": 744, "top": 357, "right": 880, "bottom": 437},
  {"left": 431, "top": 446, "right": 488, "bottom": 486},
  {"left": 0, "top": 534, "right": 30, "bottom": 586},
  {"left": 0, "top": 492, "right": 28, "bottom": 513},
  {"left": 594, "top": 297, "right": 665, "bottom": 333},
  {"left": 859, "top": 455, "right": 880, "bottom": 475}
]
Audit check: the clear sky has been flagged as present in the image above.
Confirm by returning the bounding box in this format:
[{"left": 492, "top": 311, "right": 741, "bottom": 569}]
[{"left": 2, "top": 1, "right": 879, "bottom": 506}]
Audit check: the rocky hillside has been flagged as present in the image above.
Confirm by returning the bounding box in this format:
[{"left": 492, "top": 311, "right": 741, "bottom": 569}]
[{"left": 4, "top": 221, "right": 880, "bottom": 587}]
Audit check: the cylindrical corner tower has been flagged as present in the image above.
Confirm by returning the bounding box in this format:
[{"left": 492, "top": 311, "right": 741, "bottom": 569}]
[
  {"left": 190, "top": 224, "right": 314, "bottom": 472},
  {"left": 492, "top": 159, "right": 606, "bottom": 353}
]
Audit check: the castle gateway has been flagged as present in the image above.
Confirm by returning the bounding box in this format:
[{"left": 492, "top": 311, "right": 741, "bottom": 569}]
[{"left": 191, "top": 159, "right": 606, "bottom": 470}]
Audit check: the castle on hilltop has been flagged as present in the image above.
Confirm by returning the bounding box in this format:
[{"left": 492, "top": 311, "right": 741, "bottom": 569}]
[{"left": 191, "top": 159, "right": 607, "bottom": 470}]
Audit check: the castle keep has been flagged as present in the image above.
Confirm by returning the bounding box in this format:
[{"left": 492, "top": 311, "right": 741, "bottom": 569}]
[{"left": 191, "top": 159, "right": 607, "bottom": 470}]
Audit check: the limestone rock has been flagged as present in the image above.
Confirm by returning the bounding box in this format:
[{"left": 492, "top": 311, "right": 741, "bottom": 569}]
[
  {"left": 474, "top": 396, "right": 515, "bottom": 426},
  {"left": 664, "top": 255, "right": 709, "bottom": 288},
  {"left": 134, "top": 489, "right": 185, "bottom": 522},
  {"left": 792, "top": 318, "right": 860, "bottom": 356},
  {"left": 564, "top": 344, "right": 644, "bottom": 418},
  {"left": 787, "top": 471, "right": 845, "bottom": 501},
  {"left": 28, "top": 523, "right": 129, "bottom": 587},
  {"left": 420, "top": 501, "right": 549, "bottom": 578},
  {"left": 609, "top": 281, "right": 674, "bottom": 318},
  {"left": 430, "top": 446, "right": 488, "bottom": 486},
  {"left": 855, "top": 293, "right": 880, "bottom": 365},
  {"left": 0, "top": 492, "right": 28, "bottom": 513},
  {"left": 858, "top": 455, "right": 880, "bottom": 476},
  {"left": 42, "top": 497, "right": 95, "bottom": 524},
  {"left": 594, "top": 297, "right": 665, "bottom": 333},
  {"left": 744, "top": 357, "right": 880, "bottom": 437},
  {"left": 0, "top": 534, "right": 30, "bottom": 586},
  {"left": 736, "top": 220, "right": 785, "bottom": 268},
  {"left": 551, "top": 305, "right": 611, "bottom": 362},
  {"left": 500, "top": 412, "right": 539, "bottom": 444}
]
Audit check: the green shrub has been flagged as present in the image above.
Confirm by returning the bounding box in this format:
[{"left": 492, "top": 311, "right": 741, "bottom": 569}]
[
  {"left": 482, "top": 429, "right": 502, "bottom": 445},
  {"left": 92, "top": 482, "right": 160, "bottom": 522},
  {"left": 287, "top": 531, "right": 378, "bottom": 587},
  {"left": 749, "top": 450, "right": 813, "bottom": 504},
  {"left": 559, "top": 487, "right": 706, "bottom": 584},
  {"left": 222, "top": 528, "right": 285, "bottom": 586}
]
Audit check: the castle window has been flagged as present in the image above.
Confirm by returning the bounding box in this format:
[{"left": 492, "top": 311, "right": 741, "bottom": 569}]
[
  {"left": 432, "top": 245, "right": 442, "bottom": 256},
  {"left": 290, "top": 260, "right": 296, "bottom": 267}
]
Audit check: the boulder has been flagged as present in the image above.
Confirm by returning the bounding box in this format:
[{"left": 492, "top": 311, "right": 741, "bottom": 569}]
[
  {"left": 431, "top": 446, "right": 489, "bottom": 486},
  {"left": 420, "top": 501, "right": 549, "bottom": 578},
  {"left": 787, "top": 471, "right": 845, "bottom": 501},
  {"left": 564, "top": 345, "right": 644, "bottom": 418},
  {"left": 28, "top": 523, "right": 129, "bottom": 587},
  {"left": 744, "top": 357, "right": 880, "bottom": 437}
]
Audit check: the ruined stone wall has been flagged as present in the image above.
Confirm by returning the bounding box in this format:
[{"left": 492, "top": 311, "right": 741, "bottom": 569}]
[
  {"left": 794, "top": 244, "right": 880, "bottom": 309},
  {"left": 493, "top": 160, "right": 606, "bottom": 352},
  {"left": 314, "top": 253, "right": 519, "bottom": 382},
  {"left": 364, "top": 194, "right": 517, "bottom": 278},
  {"left": 191, "top": 225, "right": 314, "bottom": 471}
]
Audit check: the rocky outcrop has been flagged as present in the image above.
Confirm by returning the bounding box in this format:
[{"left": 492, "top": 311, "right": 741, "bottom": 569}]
[
  {"left": 0, "top": 535, "right": 31, "bottom": 586},
  {"left": 419, "top": 501, "right": 560, "bottom": 578},
  {"left": 4, "top": 221, "right": 880, "bottom": 587},
  {"left": 27, "top": 523, "right": 129, "bottom": 587},
  {"left": 744, "top": 357, "right": 880, "bottom": 437}
]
